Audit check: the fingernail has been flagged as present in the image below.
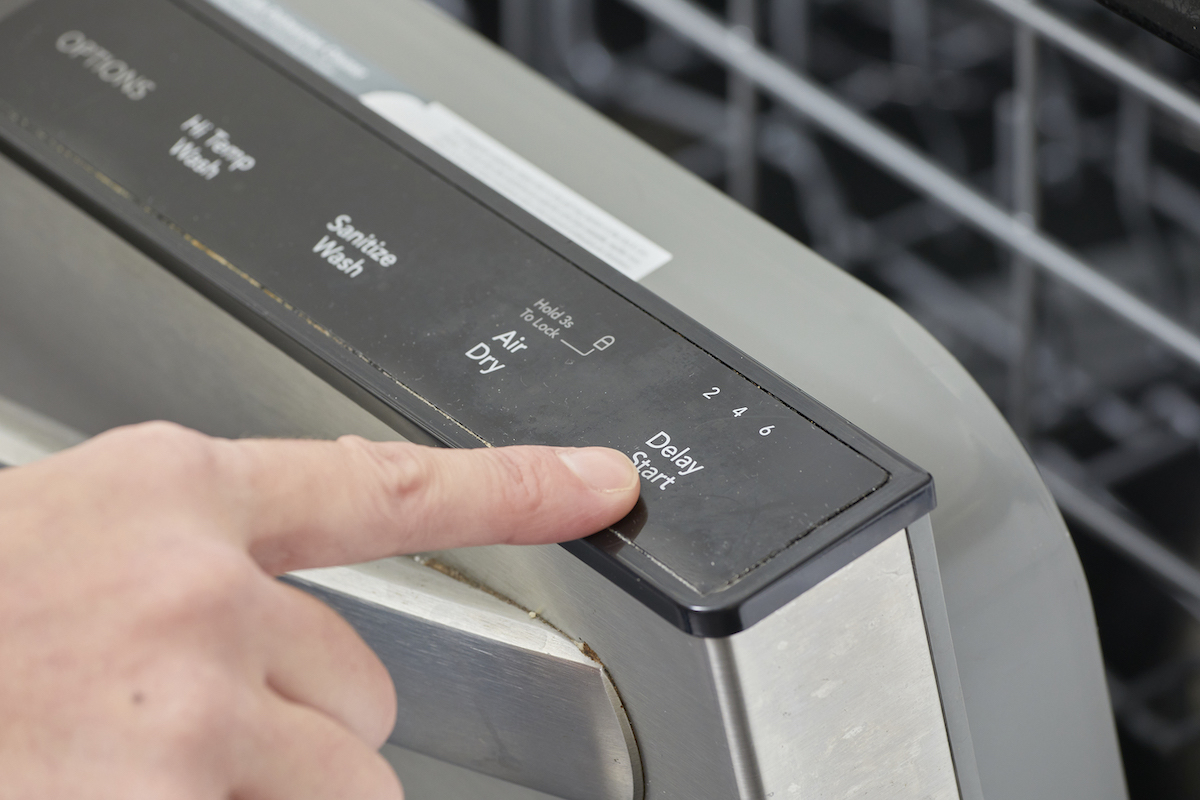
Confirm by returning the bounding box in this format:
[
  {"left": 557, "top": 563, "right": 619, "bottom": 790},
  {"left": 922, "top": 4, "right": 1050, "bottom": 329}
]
[{"left": 558, "top": 448, "right": 638, "bottom": 493}]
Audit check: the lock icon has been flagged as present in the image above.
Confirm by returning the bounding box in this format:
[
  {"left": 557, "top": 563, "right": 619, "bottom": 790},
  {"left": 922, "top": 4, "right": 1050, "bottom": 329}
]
[{"left": 593, "top": 335, "right": 615, "bottom": 351}]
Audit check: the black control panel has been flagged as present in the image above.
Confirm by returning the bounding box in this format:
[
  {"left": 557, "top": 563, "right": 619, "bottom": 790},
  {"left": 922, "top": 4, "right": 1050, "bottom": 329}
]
[
  {"left": 0, "top": 0, "right": 933, "bottom": 635},
  {"left": 1092, "top": 0, "right": 1200, "bottom": 61}
]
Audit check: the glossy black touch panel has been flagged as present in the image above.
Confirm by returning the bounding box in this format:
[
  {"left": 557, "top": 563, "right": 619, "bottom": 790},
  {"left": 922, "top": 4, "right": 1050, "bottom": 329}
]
[
  {"left": 0, "top": 0, "right": 932, "bottom": 634},
  {"left": 1092, "top": 0, "right": 1200, "bottom": 61}
]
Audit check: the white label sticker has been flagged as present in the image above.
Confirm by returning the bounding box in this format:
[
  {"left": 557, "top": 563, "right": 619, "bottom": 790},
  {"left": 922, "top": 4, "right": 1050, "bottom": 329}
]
[
  {"left": 361, "top": 90, "right": 673, "bottom": 282},
  {"left": 204, "top": 0, "right": 371, "bottom": 84}
]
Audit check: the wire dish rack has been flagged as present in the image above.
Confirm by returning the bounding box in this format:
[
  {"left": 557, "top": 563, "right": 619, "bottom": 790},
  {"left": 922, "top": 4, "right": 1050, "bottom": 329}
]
[{"left": 429, "top": 0, "right": 1200, "bottom": 795}]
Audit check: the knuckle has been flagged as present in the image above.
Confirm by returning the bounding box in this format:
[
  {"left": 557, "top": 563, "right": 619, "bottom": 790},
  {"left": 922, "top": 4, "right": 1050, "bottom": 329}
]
[
  {"left": 114, "top": 420, "right": 205, "bottom": 453},
  {"left": 361, "top": 750, "right": 405, "bottom": 800},
  {"left": 148, "top": 539, "right": 259, "bottom": 621},
  {"left": 341, "top": 437, "right": 430, "bottom": 505},
  {"left": 359, "top": 653, "right": 398, "bottom": 746},
  {"left": 108, "top": 422, "right": 221, "bottom": 491},
  {"left": 326, "top": 739, "right": 404, "bottom": 800},
  {"left": 285, "top": 587, "right": 396, "bottom": 745}
]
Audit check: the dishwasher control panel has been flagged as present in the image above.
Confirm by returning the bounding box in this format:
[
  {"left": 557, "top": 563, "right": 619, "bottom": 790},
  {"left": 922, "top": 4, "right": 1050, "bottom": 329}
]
[{"left": 0, "top": 0, "right": 932, "bottom": 634}]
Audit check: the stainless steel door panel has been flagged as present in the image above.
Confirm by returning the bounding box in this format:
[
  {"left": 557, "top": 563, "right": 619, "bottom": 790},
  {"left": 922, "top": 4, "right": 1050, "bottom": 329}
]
[
  {"left": 292, "top": 558, "right": 642, "bottom": 800},
  {"left": 730, "top": 530, "right": 959, "bottom": 799}
]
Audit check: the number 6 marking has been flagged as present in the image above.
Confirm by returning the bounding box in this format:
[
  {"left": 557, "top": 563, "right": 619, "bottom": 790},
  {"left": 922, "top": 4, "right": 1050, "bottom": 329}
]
[{"left": 759, "top": 426, "right": 775, "bottom": 436}]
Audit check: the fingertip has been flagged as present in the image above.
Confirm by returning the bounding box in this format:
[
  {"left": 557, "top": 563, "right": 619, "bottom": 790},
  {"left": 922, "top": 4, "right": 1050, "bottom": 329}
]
[{"left": 555, "top": 447, "right": 640, "bottom": 495}]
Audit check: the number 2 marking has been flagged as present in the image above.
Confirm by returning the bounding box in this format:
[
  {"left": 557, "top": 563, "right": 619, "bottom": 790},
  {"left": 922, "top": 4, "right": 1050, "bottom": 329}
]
[{"left": 703, "top": 387, "right": 720, "bottom": 399}]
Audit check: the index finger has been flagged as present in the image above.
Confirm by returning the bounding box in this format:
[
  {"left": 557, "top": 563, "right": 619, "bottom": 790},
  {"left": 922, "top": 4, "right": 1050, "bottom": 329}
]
[{"left": 215, "top": 435, "right": 640, "bottom": 574}]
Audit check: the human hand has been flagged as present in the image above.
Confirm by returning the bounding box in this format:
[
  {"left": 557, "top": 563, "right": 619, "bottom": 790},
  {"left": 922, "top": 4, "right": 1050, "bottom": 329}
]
[{"left": 0, "top": 422, "right": 639, "bottom": 799}]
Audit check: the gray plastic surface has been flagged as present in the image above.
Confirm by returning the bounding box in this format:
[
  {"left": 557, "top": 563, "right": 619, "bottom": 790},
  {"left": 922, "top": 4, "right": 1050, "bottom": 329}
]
[{"left": 266, "top": 1, "right": 1125, "bottom": 796}]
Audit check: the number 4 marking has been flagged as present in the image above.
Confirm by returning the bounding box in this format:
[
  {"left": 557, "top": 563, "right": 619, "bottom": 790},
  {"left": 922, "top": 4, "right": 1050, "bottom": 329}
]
[{"left": 732, "top": 407, "right": 747, "bottom": 417}]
